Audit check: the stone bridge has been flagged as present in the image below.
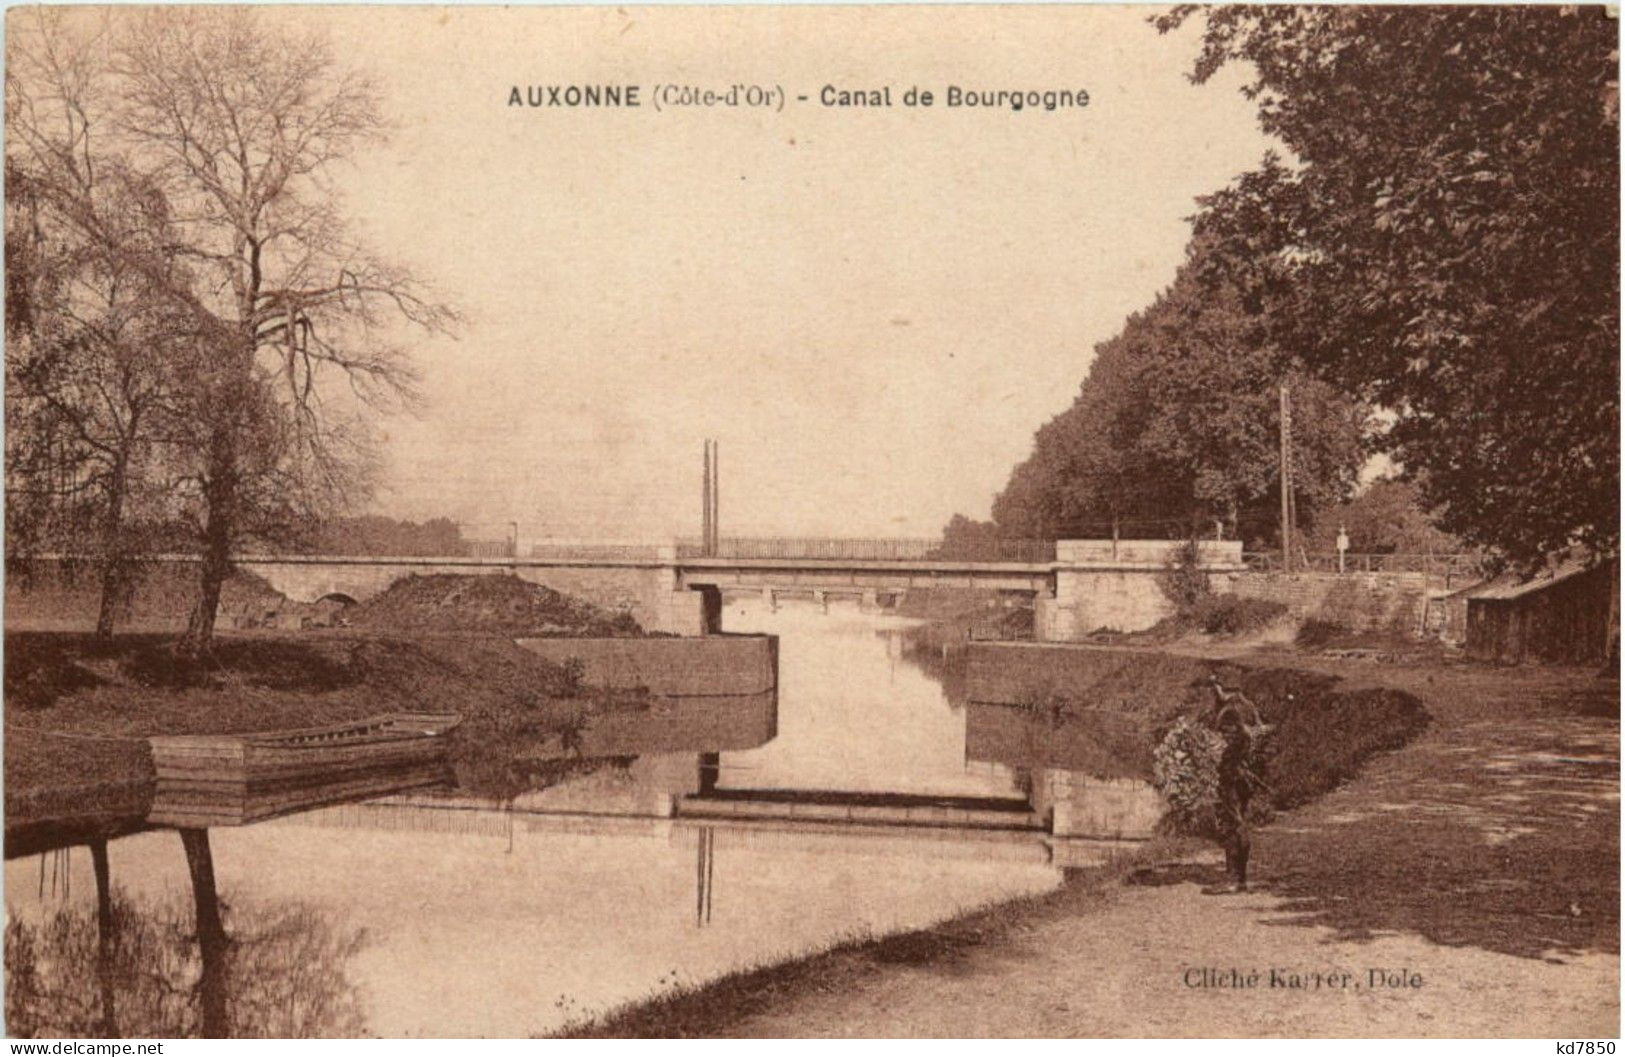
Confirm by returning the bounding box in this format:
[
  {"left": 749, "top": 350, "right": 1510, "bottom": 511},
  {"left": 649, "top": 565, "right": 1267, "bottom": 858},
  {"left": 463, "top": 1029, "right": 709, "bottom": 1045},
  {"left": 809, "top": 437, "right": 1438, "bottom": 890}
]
[{"left": 238, "top": 539, "right": 1245, "bottom": 640}]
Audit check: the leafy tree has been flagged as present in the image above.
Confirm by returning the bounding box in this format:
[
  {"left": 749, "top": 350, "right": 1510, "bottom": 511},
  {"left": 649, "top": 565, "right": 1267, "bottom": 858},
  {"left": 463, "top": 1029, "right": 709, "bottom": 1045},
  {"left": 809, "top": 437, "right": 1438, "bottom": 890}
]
[
  {"left": 306, "top": 515, "right": 467, "bottom": 557},
  {"left": 1158, "top": 5, "right": 1619, "bottom": 567},
  {"left": 985, "top": 240, "right": 1368, "bottom": 545},
  {"left": 937, "top": 513, "right": 1002, "bottom": 556},
  {"left": 1306, "top": 477, "right": 1463, "bottom": 556}
]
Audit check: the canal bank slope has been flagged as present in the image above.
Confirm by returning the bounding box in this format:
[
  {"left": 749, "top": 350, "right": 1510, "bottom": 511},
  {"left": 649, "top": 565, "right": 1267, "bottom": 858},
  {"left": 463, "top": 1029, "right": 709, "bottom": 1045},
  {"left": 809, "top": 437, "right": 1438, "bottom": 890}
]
[
  {"left": 4, "top": 573, "right": 774, "bottom": 831},
  {"left": 562, "top": 653, "right": 1618, "bottom": 1038}
]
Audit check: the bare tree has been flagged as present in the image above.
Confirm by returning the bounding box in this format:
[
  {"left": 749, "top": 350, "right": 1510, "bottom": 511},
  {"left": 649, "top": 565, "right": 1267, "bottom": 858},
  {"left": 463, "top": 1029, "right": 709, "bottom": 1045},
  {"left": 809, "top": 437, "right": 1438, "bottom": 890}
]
[
  {"left": 8, "top": 9, "right": 456, "bottom": 650},
  {"left": 5, "top": 34, "right": 192, "bottom": 638}
]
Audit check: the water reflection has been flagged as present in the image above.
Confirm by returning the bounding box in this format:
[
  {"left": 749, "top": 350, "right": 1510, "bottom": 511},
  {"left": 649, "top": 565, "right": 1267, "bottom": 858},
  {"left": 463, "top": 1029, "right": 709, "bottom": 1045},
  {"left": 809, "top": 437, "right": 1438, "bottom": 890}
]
[
  {"left": 714, "top": 599, "right": 1023, "bottom": 799},
  {"left": 6, "top": 833, "right": 368, "bottom": 1038},
  {"left": 7, "top": 597, "right": 1154, "bottom": 1037}
]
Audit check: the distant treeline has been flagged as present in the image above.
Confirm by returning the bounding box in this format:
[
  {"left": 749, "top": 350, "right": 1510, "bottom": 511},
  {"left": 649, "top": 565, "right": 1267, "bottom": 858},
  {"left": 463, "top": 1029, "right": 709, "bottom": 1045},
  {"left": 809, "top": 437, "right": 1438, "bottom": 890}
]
[{"left": 303, "top": 517, "right": 467, "bottom": 557}]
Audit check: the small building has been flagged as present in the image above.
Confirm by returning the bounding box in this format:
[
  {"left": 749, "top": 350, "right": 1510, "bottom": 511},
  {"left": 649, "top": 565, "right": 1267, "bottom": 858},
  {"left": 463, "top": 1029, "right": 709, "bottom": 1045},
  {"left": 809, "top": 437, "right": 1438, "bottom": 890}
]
[{"left": 1459, "top": 559, "right": 1617, "bottom": 665}]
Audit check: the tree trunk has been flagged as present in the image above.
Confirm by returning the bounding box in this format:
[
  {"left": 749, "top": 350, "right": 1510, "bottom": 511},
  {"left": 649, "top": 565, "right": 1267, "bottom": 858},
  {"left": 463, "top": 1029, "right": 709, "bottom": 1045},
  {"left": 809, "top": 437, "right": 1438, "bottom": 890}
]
[
  {"left": 179, "top": 828, "right": 229, "bottom": 1038},
  {"left": 1605, "top": 559, "right": 1619, "bottom": 675},
  {"left": 94, "top": 457, "right": 130, "bottom": 641},
  {"left": 182, "top": 428, "right": 237, "bottom": 655}
]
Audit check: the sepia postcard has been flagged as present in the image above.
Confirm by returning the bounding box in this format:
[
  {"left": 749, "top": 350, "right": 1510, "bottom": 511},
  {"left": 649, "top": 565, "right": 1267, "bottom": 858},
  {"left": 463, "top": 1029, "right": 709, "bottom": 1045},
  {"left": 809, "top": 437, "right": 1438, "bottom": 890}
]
[{"left": 1, "top": 2, "right": 1619, "bottom": 1043}]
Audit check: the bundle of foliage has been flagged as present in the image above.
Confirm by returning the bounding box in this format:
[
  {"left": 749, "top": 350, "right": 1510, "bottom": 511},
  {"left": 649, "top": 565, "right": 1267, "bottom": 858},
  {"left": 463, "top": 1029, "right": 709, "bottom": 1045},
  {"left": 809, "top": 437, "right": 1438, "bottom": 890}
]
[{"left": 1150, "top": 715, "right": 1227, "bottom": 838}]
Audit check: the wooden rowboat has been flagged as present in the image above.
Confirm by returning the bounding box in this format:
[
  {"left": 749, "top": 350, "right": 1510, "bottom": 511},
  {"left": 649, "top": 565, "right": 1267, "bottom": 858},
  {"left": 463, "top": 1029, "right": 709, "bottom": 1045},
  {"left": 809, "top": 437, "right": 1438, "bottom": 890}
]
[
  {"left": 148, "top": 712, "right": 463, "bottom": 787},
  {"left": 146, "top": 761, "right": 451, "bottom": 828}
]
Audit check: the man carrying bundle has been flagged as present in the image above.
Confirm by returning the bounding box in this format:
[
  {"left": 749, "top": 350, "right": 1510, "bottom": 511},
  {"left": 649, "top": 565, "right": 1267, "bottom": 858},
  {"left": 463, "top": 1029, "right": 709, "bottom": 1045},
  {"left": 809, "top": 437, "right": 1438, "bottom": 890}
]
[{"left": 1204, "top": 674, "right": 1273, "bottom": 893}]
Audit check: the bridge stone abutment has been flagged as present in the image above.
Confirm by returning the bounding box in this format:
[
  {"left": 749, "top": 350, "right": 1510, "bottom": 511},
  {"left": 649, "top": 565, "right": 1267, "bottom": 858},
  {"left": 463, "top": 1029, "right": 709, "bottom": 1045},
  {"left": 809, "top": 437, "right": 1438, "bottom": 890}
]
[{"left": 1036, "top": 540, "right": 1246, "bottom": 641}]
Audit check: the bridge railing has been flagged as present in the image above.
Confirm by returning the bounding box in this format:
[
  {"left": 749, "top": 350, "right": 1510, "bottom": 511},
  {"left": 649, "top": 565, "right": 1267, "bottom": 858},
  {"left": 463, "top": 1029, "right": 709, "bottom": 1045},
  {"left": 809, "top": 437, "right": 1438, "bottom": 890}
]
[
  {"left": 675, "top": 537, "right": 1058, "bottom": 564},
  {"left": 1242, "top": 551, "right": 1492, "bottom": 586},
  {"left": 527, "top": 542, "right": 667, "bottom": 561}
]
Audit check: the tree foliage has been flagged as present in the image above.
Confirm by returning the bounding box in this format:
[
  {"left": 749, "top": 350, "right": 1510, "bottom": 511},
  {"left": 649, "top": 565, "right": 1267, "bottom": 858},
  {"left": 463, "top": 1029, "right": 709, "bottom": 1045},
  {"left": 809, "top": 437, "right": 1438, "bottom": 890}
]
[
  {"left": 305, "top": 516, "right": 466, "bottom": 557},
  {"left": 983, "top": 239, "right": 1369, "bottom": 544},
  {"left": 1159, "top": 5, "right": 1619, "bottom": 567},
  {"left": 1306, "top": 477, "right": 1463, "bottom": 556}
]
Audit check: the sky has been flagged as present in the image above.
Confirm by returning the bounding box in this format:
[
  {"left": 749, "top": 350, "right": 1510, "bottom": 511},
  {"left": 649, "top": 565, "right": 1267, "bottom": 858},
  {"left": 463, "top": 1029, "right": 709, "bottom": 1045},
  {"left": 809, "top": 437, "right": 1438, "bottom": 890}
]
[{"left": 289, "top": 6, "right": 1274, "bottom": 542}]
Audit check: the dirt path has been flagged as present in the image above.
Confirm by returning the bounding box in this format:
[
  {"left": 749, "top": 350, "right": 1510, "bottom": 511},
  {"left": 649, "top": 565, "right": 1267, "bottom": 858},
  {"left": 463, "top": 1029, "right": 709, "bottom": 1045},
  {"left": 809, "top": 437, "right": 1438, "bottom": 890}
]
[
  {"left": 716, "top": 884, "right": 1616, "bottom": 1038},
  {"left": 577, "top": 657, "right": 1619, "bottom": 1038}
]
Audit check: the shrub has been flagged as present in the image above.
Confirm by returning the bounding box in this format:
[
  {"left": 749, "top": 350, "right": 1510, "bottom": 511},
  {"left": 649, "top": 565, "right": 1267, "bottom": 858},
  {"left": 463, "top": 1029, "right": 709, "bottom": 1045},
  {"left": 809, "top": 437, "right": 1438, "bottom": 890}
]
[
  {"left": 556, "top": 656, "right": 587, "bottom": 698},
  {"left": 1156, "top": 538, "right": 1212, "bottom": 611},
  {"left": 1189, "top": 594, "right": 1288, "bottom": 636},
  {"left": 1294, "top": 618, "right": 1348, "bottom": 648}
]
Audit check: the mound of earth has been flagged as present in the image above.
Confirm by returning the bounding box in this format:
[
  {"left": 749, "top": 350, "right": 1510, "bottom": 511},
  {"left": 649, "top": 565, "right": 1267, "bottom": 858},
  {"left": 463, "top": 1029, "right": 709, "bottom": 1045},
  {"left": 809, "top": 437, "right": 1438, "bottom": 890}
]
[{"left": 348, "top": 573, "right": 642, "bottom": 636}]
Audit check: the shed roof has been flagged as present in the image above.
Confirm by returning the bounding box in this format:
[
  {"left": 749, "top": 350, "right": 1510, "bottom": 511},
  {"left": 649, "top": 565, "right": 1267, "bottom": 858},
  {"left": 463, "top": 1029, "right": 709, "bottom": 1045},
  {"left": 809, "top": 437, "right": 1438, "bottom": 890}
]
[{"left": 1457, "top": 559, "right": 1597, "bottom": 602}]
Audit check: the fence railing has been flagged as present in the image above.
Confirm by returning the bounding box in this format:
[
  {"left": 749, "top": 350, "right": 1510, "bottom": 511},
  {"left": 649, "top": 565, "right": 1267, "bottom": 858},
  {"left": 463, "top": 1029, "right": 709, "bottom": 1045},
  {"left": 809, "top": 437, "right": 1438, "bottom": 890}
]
[
  {"left": 462, "top": 539, "right": 515, "bottom": 559},
  {"left": 675, "top": 537, "right": 1058, "bottom": 564},
  {"left": 527, "top": 542, "right": 665, "bottom": 561},
  {"left": 1242, "top": 551, "right": 1491, "bottom": 584}
]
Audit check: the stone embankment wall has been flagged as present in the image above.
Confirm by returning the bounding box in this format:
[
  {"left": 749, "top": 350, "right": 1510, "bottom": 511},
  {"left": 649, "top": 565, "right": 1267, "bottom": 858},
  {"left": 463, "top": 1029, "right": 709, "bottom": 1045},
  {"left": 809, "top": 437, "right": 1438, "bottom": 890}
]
[
  {"left": 1216, "top": 571, "right": 1432, "bottom": 634},
  {"left": 515, "top": 634, "right": 777, "bottom": 696}
]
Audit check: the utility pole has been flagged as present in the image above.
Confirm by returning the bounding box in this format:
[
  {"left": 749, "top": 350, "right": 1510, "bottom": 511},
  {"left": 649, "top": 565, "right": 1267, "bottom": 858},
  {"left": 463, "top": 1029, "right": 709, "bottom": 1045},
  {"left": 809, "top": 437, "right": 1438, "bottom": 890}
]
[
  {"left": 1279, "top": 384, "right": 1293, "bottom": 570},
  {"left": 701, "top": 438, "right": 721, "bottom": 557},
  {"left": 701, "top": 440, "right": 713, "bottom": 557},
  {"left": 710, "top": 438, "right": 720, "bottom": 556}
]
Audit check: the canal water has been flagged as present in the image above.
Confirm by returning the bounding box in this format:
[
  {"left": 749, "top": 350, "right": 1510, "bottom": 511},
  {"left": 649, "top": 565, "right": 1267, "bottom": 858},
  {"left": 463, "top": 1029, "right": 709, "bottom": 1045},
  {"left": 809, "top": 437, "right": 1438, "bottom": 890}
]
[{"left": 5, "top": 597, "right": 1120, "bottom": 1038}]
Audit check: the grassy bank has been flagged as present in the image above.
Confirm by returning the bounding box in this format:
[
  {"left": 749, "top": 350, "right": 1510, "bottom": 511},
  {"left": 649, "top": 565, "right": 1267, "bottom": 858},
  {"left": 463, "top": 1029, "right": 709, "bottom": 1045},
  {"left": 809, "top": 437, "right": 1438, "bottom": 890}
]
[
  {"left": 3, "top": 630, "right": 647, "bottom": 829},
  {"left": 963, "top": 643, "right": 1431, "bottom": 812}
]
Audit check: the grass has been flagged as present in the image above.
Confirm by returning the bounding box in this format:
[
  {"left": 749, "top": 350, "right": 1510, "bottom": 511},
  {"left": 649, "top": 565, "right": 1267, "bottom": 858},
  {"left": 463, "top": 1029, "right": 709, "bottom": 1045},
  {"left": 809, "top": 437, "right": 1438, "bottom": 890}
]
[
  {"left": 968, "top": 645, "right": 1434, "bottom": 814},
  {"left": 1135, "top": 595, "right": 1290, "bottom": 641},
  {"left": 1202, "top": 662, "right": 1432, "bottom": 810},
  {"left": 3, "top": 630, "right": 647, "bottom": 827}
]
